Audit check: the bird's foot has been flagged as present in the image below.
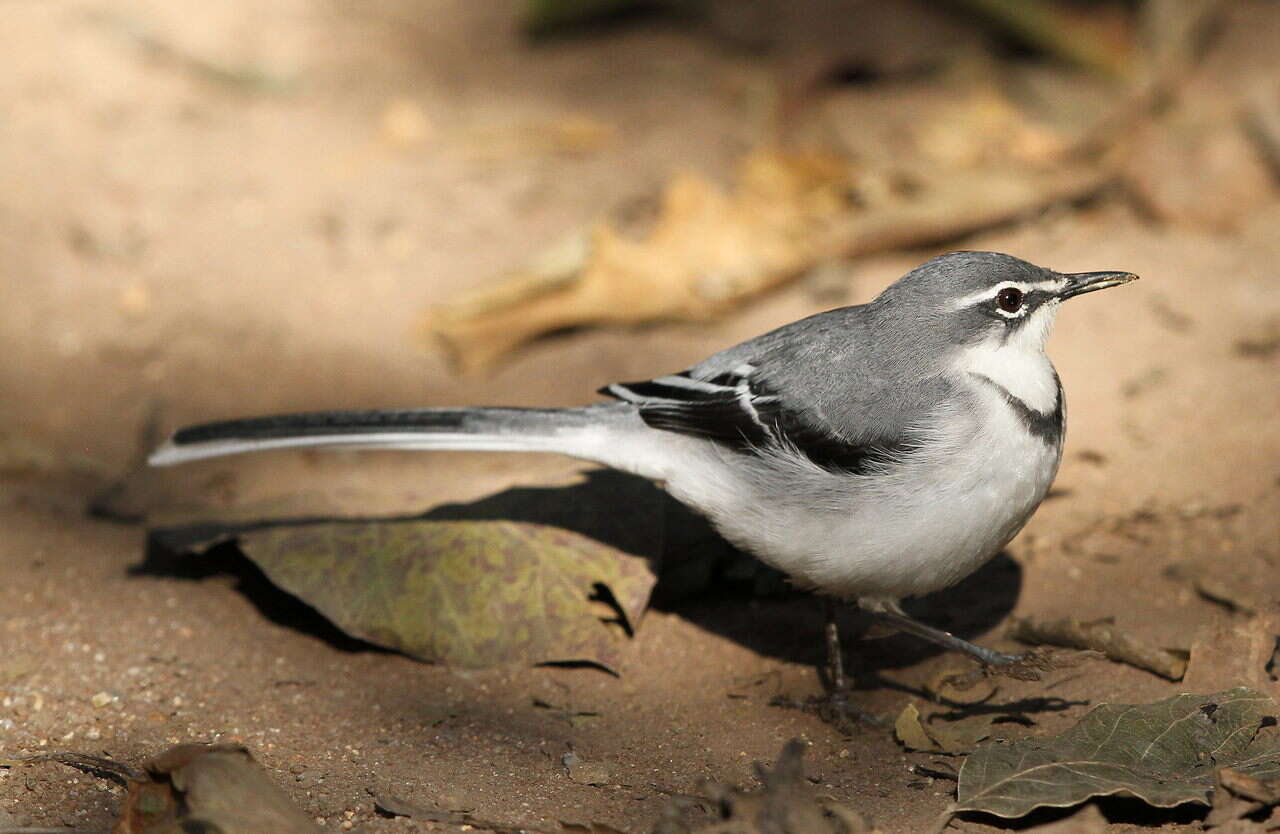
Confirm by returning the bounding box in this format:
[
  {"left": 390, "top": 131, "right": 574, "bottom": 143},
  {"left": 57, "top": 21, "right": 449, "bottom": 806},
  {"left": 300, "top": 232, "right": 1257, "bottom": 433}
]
[
  {"left": 769, "top": 689, "right": 886, "bottom": 735},
  {"left": 940, "top": 647, "right": 1099, "bottom": 690},
  {"left": 814, "top": 687, "right": 887, "bottom": 733},
  {"left": 982, "top": 648, "right": 1056, "bottom": 679}
]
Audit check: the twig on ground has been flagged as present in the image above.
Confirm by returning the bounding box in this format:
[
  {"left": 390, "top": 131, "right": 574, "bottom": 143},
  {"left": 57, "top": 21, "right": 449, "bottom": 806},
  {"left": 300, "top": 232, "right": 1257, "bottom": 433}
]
[
  {"left": 0, "top": 751, "right": 143, "bottom": 785},
  {"left": 1007, "top": 616, "right": 1187, "bottom": 680}
]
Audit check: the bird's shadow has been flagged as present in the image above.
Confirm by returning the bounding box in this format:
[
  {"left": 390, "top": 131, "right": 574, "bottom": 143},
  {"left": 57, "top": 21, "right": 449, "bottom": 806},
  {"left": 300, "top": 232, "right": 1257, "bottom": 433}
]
[{"left": 135, "top": 469, "right": 1023, "bottom": 674}]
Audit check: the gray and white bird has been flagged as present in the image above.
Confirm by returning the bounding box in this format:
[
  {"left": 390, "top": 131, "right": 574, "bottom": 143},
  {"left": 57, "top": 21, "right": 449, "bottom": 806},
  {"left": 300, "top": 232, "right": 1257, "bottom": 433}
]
[{"left": 150, "top": 251, "right": 1136, "bottom": 679}]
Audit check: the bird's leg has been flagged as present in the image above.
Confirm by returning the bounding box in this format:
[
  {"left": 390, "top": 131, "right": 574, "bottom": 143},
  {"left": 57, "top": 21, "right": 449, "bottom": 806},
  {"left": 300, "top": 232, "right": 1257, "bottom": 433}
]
[
  {"left": 824, "top": 597, "right": 847, "bottom": 692},
  {"left": 792, "top": 599, "right": 883, "bottom": 730},
  {"left": 871, "top": 608, "right": 1023, "bottom": 666}
]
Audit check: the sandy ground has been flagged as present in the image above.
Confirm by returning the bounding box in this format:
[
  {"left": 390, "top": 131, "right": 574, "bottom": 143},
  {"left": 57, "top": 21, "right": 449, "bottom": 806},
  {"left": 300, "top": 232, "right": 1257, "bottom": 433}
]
[{"left": 2, "top": 1, "right": 1279, "bottom": 832}]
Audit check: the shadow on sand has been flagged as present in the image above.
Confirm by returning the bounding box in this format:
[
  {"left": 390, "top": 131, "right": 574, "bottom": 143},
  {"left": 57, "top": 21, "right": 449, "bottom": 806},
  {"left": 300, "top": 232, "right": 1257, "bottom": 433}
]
[{"left": 132, "top": 468, "right": 1023, "bottom": 675}]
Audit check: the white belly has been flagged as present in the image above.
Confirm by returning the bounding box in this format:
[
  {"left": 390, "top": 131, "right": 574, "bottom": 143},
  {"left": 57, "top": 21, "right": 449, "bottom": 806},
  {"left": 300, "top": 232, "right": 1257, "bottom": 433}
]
[{"left": 662, "top": 384, "right": 1063, "bottom": 603}]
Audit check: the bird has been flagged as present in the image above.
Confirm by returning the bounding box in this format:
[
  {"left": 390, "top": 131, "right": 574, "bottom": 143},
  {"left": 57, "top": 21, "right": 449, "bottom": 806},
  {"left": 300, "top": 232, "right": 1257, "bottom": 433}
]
[{"left": 149, "top": 251, "right": 1136, "bottom": 688}]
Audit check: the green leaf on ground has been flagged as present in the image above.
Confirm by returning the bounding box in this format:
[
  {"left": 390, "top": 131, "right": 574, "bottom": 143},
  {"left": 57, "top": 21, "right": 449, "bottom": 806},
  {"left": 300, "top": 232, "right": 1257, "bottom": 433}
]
[
  {"left": 957, "top": 687, "right": 1280, "bottom": 819},
  {"left": 236, "top": 518, "right": 657, "bottom": 669}
]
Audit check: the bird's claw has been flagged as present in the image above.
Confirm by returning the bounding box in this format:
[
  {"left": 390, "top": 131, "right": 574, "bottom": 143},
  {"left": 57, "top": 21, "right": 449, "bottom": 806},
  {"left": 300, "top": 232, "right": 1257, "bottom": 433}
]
[{"left": 769, "top": 689, "right": 886, "bottom": 734}]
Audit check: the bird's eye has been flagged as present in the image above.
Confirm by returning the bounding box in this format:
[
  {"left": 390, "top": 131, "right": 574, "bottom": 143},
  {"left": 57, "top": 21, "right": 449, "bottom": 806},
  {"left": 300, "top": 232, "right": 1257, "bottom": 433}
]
[{"left": 997, "top": 287, "right": 1024, "bottom": 314}]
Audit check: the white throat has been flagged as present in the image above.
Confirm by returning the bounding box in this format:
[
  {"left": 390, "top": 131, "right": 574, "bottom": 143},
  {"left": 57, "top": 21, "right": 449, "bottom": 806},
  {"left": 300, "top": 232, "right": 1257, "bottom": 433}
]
[{"left": 953, "top": 303, "right": 1060, "bottom": 413}]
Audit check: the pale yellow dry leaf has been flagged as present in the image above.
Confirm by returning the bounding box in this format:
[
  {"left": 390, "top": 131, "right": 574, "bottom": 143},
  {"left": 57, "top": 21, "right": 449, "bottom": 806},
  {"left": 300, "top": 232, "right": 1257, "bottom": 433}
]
[
  {"left": 424, "top": 148, "right": 1109, "bottom": 372},
  {"left": 914, "top": 88, "right": 1070, "bottom": 168}
]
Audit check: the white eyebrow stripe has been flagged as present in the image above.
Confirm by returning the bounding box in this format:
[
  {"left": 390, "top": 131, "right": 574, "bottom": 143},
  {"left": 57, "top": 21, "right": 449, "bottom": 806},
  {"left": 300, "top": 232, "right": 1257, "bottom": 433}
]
[{"left": 950, "top": 278, "right": 1067, "bottom": 311}]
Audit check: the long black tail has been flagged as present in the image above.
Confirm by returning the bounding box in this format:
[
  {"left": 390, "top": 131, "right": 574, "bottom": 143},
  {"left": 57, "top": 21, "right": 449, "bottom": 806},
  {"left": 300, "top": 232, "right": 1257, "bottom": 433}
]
[{"left": 148, "top": 404, "right": 629, "bottom": 466}]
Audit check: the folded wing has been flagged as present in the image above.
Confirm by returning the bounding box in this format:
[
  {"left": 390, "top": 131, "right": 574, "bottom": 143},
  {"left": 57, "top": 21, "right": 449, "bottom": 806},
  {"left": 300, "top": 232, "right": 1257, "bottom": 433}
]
[{"left": 601, "top": 364, "right": 913, "bottom": 474}]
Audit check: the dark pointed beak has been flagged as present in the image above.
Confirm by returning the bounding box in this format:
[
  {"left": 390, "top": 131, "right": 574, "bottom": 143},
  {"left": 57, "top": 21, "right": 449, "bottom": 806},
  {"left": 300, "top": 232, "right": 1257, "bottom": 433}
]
[{"left": 1059, "top": 270, "right": 1139, "bottom": 300}]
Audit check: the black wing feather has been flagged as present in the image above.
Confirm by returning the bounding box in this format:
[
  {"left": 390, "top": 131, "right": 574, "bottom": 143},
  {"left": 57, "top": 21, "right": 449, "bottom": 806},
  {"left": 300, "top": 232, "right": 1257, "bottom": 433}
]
[{"left": 602, "top": 369, "right": 911, "bottom": 474}]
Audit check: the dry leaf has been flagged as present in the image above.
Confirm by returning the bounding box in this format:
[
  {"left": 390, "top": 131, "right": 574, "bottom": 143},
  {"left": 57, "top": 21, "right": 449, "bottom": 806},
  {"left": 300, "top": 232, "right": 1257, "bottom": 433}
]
[
  {"left": 1206, "top": 765, "right": 1280, "bottom": 829},
  {"left": 6, "top": 744, "right": 318, "bottom": 834},
  {"left": 1182, "top": 615, "right": 1280, "bottom": 695},
  {"left": 671, "top": 740, "right": 877, "bottom": 834},
  {"left": 895, "top": 703, "right": 937, "bottom": 753},
  {"left": 114, "top": 744, "right": 320, "bottom": 834},
  {"left": 228, "top": 518, "right": 657, "bottom": 669},
  {"left": 957, "top": 688, "right": 1280, "bottom": 820},
  {"left": 895, "top": 702, "right": 993, "bottom": 755},
  {"left": 424, "top": 150, "right": 1109, "bottom": 371},
  {"left": 913, "top": 88, "right": 1069, "bottom": 167}
]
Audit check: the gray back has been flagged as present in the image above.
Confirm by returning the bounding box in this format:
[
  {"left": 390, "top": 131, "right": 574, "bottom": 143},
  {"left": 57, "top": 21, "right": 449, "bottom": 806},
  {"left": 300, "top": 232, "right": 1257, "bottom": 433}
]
[{"left": 689, "top": 252, "right": 1059, "bottom": 443}]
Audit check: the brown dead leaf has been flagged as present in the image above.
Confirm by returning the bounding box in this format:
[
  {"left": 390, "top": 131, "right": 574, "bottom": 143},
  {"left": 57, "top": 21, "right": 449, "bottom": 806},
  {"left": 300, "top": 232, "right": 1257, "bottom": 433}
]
[
  {"left": 894, "top": 702, "right": 994, "bottom": 755},
  {"left": 426, "top": 149, "right": 852, "bottom": 371},
  {"left": 3, "top": 744, "right": 318, "bottom": 834},
  {"left": 1, "top": 751, "right": 143, "bottom": 784},
  {"left": 957, "top": 688, "right": 1280, "bottom": 820},
  {"left": 424, "top": 149, "right": 1109, "bottom": 371},
  {"left": 157, "top": 516, "right": 658, "bottom": 670},
  {"left": 913, "top": 88, "right": 1069, "bottom": 168},
  {"left": 232, "top": 518, "right": 655, "bottom": 669},
  {"left": 894, "top": 703, "right": 937, "bottom": 753},
  {"left": 675, "top": 740, "right": 878, "bottom": 834},
  {"left": 1183, "top": 615, "right": 1280, "bottom": 695},
  {"left": 1206, "top": 765, "right": 1280, "bottom": 830},
  {"left": 112, "top": 743, "right": 320, "bottom": 834}
]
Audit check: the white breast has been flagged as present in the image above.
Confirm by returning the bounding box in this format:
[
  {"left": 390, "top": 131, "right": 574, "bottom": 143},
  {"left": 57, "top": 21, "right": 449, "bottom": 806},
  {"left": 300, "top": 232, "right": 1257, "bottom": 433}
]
[
  {"left": 820, "top": 384, "right": 1060, "bottom": 601},
  {"left": 660, "top": 380, "right": 1064, "bottom": 605}
]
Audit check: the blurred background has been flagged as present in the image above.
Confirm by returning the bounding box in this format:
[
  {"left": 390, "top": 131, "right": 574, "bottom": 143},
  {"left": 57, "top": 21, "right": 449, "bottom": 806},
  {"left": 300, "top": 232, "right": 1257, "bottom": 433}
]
[
  {"left": 1, "top": 1, "right": 1279, "bottom": 832},
  {"left": 3, "top": 0, "right": 1275, "bottom": 490}
]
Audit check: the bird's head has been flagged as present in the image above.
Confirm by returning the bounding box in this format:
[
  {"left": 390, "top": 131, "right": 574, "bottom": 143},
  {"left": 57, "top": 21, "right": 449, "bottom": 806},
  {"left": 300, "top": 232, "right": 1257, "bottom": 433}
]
[{"left": 879, "top": 250, "right": 1138, "bottom": 356}]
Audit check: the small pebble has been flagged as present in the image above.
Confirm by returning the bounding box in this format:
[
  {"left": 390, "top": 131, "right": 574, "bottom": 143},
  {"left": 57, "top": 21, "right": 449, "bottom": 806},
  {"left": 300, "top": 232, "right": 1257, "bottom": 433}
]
[{"left": 90, "top": 691, "right": 112, "bottom": 709}]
